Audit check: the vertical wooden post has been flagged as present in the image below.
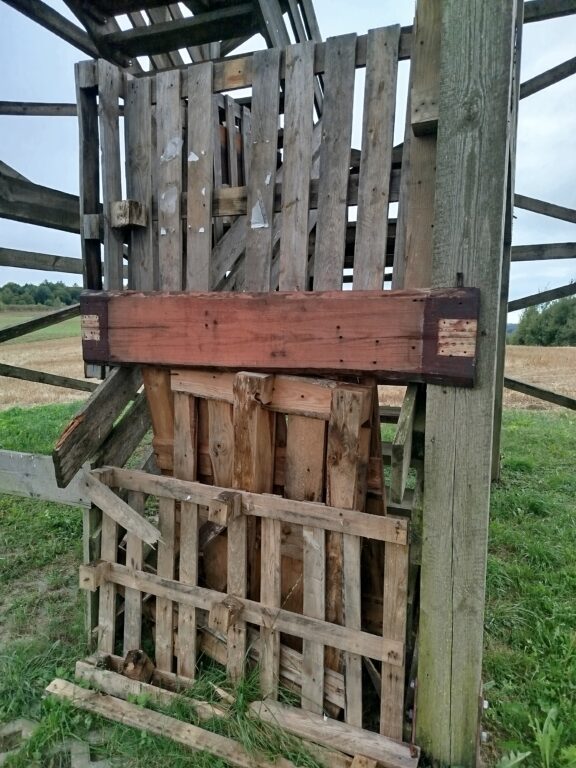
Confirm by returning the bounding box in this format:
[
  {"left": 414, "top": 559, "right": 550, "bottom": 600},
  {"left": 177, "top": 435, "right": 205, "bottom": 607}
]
[{"left": 417, "top": 1, "right": 518, "bottom": 765}]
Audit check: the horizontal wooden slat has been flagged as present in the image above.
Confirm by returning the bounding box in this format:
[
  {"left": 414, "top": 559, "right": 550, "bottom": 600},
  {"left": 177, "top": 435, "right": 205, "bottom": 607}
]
[
  {"left": 0, "top": 450, "right": 89, "bottom": 507},
  {"left": 94, "top": 466, "right": 409, "bottom": 545},
  {"left": 0, "top": 362, "right": 97, "bottom": 392},
  {"left": 515, "top": 193, "right": 576, "bottom": 224},
  {"left": 81, "top": 288, "right": 480, "bottom": 385},
  {"left": 0, "top": 246, "right": 84, "bottom": 274},
  {"left": 0, "top": 304, "right": 80, "bottom": 344},
  {"left": 523, "top": 0, "right": 576, "bottom": 21},
  {"left": 511, "top": 242, "right": 576, "bottom": 261},
  {"left": 0, "top": 101, "right": 77, "bottom": 116},
  {"left": 0, "top": 170, "right": 81, "bottom": 232},
  {"left": 504, "top": 376, "right": 576, "bottom": 409},
  {"left": 508, "top": 281, "right": 576, "bottom": 311},
  {"left": 520, "top": 55, "right": 576, "bottom": 98}
]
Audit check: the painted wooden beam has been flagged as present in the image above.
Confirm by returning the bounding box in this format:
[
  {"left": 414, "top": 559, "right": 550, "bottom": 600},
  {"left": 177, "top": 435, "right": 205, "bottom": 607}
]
[
  {"left": 80, "top": 288, "right": 480, "bottom": 385},
  {"left": 508, "top": 281, "right": 576, "bottom": 311}
]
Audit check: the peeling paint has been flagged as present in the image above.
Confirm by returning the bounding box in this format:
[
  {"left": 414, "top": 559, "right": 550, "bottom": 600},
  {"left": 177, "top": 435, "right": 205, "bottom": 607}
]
[{"left": 161, "top": 137, "right": 182, "bottom": 162}]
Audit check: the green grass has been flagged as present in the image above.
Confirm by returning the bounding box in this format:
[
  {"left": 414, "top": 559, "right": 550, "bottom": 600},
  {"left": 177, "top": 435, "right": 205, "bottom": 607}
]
[
  {"left": 0, "top": 404, "right": 575, "bottom": 766},
  {"left": 0, "top": 310, "right": 81, "bottom": 343}
]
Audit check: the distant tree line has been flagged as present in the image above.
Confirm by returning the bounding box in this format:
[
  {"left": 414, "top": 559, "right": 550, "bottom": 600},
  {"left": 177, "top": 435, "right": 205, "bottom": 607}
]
[
  {"left": 0, "top": 281, "right": 82, "bottom": 309},
  {"left": 510, "top": 296, "right": 576, "bottom": 346}
]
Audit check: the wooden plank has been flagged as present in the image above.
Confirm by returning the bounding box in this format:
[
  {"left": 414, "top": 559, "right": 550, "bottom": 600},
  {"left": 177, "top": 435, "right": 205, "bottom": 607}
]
[
  {"left": 187, "top": 63, "right": 214, "bottom": 291},
  {"left": 81, "top": 288, "right": 480, "bottom": 385},
  {"left": 313, "top": 34, "right": 357, "bottom": 289},
  {"left": 0, "top": 246, "right": 84, "bottom": 275},
  {"left": 0, "top": 304, "right": 79, "bottom": 345},
  {"left": 390, "top": 384, "right": 418, "bottom": 504},
  {"left": 0, "top": 450, "right": 89, "bottom": 507},
  {"left": 0, "top": 100, "right": 77, "bottom": 116},
  {"left": 156, "top": 496, "right": 177, "bottom": 672},
  {"left": 157, "top": 69, "right": 183, "bottom": 291},
  {"left": 125, "top": 76, "right": 154, "bottom": 291},
  {"left": 511, "top": 242, "right": 576, "bottom": 260},
  {"left": 245, "top": 49, "right": 281, "bottom": 291},
  {"left": 46, "top": 679, "right": 300, "bottom": 768},
  {"left": 3, "top": 0, "right": 98, "bottom": 56},
  {"left": 523, "top": 0, "right": 576, "bottom": 21},
  {"left": 85, "top": 472, "right": 160, "bottom": 546},
  {"left": 279, "top": 42, "right": 315, "bottom": 291},
  {"left": 142, "top": 367, "right": 174, "bottom": 473},
  {"left": 52, "top": 366, "right": 142, "bottom": 488},
  {"left": 504, "top": 376, "right": 576, "bottom": 410},
  {"left": 417, "top": 0, "right": 518, "bottom": 763},
  {"left": 97, "top": 513, "right": 118, "bottom": 653},
  {"left": 91, "top": 392, "right": 150, "bottom": 469},
  {"left": 174, "top": 392, "right": 199, "bottom": 678},
  {"left": 212, "top": 99, "right": 225, "bottom": 244},
  {"left": 225, "top": 96, "right": 239, "bottom": 188},
  {"left": 255, "top": 0, "right": 291, "bottom": 47},
  {"left": 353, "top": 26, "right": 400, "bottom": 290},
  {"left": 0, "top": 362, "right": 96, "bottom": 392},
  {"left": 514, "top": 193, "right": 576, "bottom": 224},
  {"left": 96, "top": 467, "right": 408, "bottom": 545},
  {"left": 520, "top": 55, "right": 576, "bottom": 98},
  {"left": 285, "top": 0, "right": 324, "bottom": 114},
  {"left": 123, "top": 491, "right": 144, "bottom": 652},
  {"left": 248, "top": 700, "right": 419, "bottom": 768},
  {"left": 508, "top": 281, "right": 576, "bottom": 311},
  {"left": 0, "top": 169, "right": 80, "bottom": 232},
  {"left": 98, "top": 61, "right": 124, "bottom": 291}
]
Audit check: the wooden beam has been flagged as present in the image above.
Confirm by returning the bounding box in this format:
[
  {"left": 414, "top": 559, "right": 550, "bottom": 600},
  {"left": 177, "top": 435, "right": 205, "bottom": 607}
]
[
  {"left": 511, "top": 242, "right": 576, "bottom": 260},
  {"left": 417, "top": 0, "right": 518, "bottom": 763},
  {"left": 0, "top": 101, "right": 77, "bottom": 116},
  {"left": 0, "top": 450, "right": 89, "bottom": 507},
  {"left": 523, "top": 0, "right": 576, "bottom": 21},
  {"left": 0, "top": 160, "right": 29, "bottom": 182},
  {"left": 80, "top": 288, "right": 480, "bottom": 385},
  {"left": 504, "top": 376, "right": 576, "bottom": 409},
  {"left": 0, "top": 246, "right": 83, "bottom": 274},
  {"left": 508, "top": 281, "right": 576, "bottom": 311},
  {"left": 0, "top": 304, "right": 79, "bottom": 344},
  {"left": 2, "top": 0, "right": 98, "bottom": 56},
  {"left": 514, "top": 193, "right": 576, "bottom": 223},
  {"left": 520, "top": 55, "right": 576, "bottom": 98},
  {"left": 101, "top": 5, "right": 259, "bottom": 57},
  {"left": 0, "top": 362, "right": 96, "bottom": 392},
  {"left": 0, "top": 169, "right": 81, "bottom": 232}
]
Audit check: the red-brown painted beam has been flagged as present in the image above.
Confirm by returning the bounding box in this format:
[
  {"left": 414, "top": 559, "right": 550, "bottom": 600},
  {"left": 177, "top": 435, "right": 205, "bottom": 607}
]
[{"left": 80, "top": 288, "right": 480, "bottom": 385}]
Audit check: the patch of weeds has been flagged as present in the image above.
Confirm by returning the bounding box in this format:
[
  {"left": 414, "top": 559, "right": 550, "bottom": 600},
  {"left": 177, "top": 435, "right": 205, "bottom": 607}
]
[{"left": 0, "top": 403, "right": 80, "bottom": 455}]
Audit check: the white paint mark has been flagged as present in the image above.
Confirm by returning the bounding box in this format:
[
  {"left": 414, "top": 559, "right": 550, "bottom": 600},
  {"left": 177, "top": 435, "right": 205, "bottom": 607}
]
[
  {"left": 199, "top": 227, "right": 205, "bottom": 233},
  {"left": 161, "top": 137, "right": 182, "bottom": 162},
  {"left": 250, "top": 195, "right": 268, "bottom": 229},
  {"left": 160, "top": 185, "right": 178, "bottom": 215},
  {"left": 160, "top": 227, "right": 167, "bottom": 236},
  {"left": 264, "top": 172, "right": 271, "bottom": 186},
  {"left": 188, "top": 150, "right": 199, "bottom": 162},
  {"left": 201, "top": 187, "right": 206, "bottom": 196}
]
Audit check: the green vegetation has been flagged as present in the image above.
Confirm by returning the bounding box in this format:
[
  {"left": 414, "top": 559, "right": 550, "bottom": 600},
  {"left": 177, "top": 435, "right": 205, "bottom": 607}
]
[
  {"left": 0, "top": 403, "right": 575, "bottom": 766},
  {"left": 0, "top": 281, "right": 82, "bottom": 309},
  {"left": 511, "top": 296, "right": 576, "bottom": 346}
]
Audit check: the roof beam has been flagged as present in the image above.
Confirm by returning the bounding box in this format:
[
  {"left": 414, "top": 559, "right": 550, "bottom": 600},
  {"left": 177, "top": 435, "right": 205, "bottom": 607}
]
[
  {"left": 0, "top": 101, "right": 77, "bottom": 117},
  {"left": 520, "top": 55, "right": 576, "bottom": 98},
  {"left": 523, "top": 0, "right": 576, "bottom": 22},
  {"left": 2, "top": 0, "right": 98, "bottom": 56},
  {"left": 0, "top": 168, "right": 81, "bottom": 232}
]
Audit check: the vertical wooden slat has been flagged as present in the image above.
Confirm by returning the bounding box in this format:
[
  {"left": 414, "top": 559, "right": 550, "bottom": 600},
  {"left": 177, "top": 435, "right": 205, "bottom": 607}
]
[
  {"left": 174, "top": 391, "right": 199, "bottom": 678},
  {"left": 232, "top": 372, "right": 276, "bottom": 688},
  {"left": 244, "top": 49, "right": 281, "bottom": 292},
  {"left": 212, "top": 99, "right": 225, "bottom": 244},
  {"left": 125, "top": 76, "right": 154, "bottom": 291},
  {"left": 82, "top": 505, "right": 101, "bottom": 646},
  {"left": 279, "top": 42, "right": 315, "bottom": 291},
  {"left": 97, "top": 60, "right": 124, "bottom": 291},
  {"left": 313, "top": 34, "right": 356, "bottom": 290},
  {"left": 241, "top": 106, "right": 252, "bottom": 186},
  {"left": 225, "top": 95, "right": 239, "bottom": 188},
  {"left": 156, "top": 69, "right": 183, "bottom": 291},
  {"left": 285, "top": 0, "right": 324, "bottom": 114},
  {"left": 155, "top": 495, "right": 176, "bottom": 672},
  {"left": 353, "top": 26, "right": 400, "bottom": 290},
  {"left": 285, "top": 415, "right": 326, "bottom": 713},
  {"left": 123, "top": 491, "right": 145, "bottom": 653},
  {"left": 187, "top": 62, "right": 214, "bottom": 292},
  {"left": 98, "top": 512, "right": 118, "bottom": 654}
]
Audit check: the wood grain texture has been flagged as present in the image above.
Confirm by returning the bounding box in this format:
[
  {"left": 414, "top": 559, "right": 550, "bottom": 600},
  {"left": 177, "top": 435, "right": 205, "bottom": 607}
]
[
  {"left": 123, "top": 491, "right": 145, "bottom": 653},
  {"left": 97, "top": 512, "right": 117, "bottom": 653}
]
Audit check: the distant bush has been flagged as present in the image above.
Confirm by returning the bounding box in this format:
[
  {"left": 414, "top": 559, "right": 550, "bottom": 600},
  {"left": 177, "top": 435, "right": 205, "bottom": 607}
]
[
  {"left": 510, "top": 295, "right": 576, "bottom": 346},
  {"left": 0, "top": 280, "right": 82, "bottom": 308}
]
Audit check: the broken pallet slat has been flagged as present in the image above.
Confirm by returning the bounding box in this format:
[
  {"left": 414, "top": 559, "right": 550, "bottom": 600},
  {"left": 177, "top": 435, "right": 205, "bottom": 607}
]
[{"left": 80, "top": 288, "right": 480, "bottom": 385}]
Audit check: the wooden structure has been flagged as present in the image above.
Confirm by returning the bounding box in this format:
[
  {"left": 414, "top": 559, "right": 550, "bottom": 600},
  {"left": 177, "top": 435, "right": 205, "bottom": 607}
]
[{"left": 1, "top": 1, "right": 576, "bottom": 766}]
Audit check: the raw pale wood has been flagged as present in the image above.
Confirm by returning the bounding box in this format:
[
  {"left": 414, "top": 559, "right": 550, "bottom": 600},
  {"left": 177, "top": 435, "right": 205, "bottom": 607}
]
[
  {"left": 81, "top": 288, "right": 480, "bottom": 385},
  {"left": 123, "top": 491, "right": 145, "bottom": 652},
  {"left": 313, "top": 34, "right": 357, "bottom": 290},
  {"left": 186, "top": 63, "right": 213, "bottom": 291},
  {"left": 353, "top": 26, "right": 399, "bottom": 290},
  {"left": 142, "top": 367, "right": 174, "bottom": 472},
  {"left": 279, "top": 42, "right": 315, "bottom": 291},
  {"left": 245, "top": 49, "right": 281, "bottom": 291},
  {"left": 248, "top": 700, "right": 419, "bottom": 768},
  {"left": 390, "top": 385, "right": 418, "bottom": 504}
]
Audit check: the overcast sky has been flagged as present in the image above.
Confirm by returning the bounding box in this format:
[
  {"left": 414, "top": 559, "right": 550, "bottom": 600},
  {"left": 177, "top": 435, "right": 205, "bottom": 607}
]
[{"left": 0, "top": 0, "right": 574, "bottom": 319}]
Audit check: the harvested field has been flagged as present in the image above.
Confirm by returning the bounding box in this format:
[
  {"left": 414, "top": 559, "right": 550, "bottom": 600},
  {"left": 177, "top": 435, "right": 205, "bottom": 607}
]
[{"left": 0, "top": 336, "right": 574, "bottom": 410}]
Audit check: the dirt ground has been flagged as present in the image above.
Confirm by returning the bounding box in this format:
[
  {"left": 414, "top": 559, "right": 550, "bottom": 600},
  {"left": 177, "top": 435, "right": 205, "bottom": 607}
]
[{"left": 0, "top": 337, "right": 575, "bottom": 410}]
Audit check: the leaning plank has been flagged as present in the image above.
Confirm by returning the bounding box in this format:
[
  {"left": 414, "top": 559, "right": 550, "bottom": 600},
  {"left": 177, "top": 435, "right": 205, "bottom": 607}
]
[
  {"left": 248, "top": 700, "right": 419, "bottom": 768},
  {"left": 0, "top": 450, "right": 89, "bottom": 507},
  {"left": 0, "top": 362, "right": 96, "bottom": 392},
  {"left": 52, "top": 366, "right": 142, "bottom": 488},
  {"left": 511, "top": 242, "right": 576, "bottom": 261},
  {"left": 2, "top": 0, "right": 98, "bottom": 56},
  {"left": 46, "top": 679, "right": 300, "bottom": 768},
  {"left": 0, "top": 304, "right": 79, "bottom": 344},
  {"left": 0, "top": 247, "right": 83, "bottom": 275},
  {"left": 91, "top": 392, "right": 151, "bottom": 469},
  {"left": 520, "top": 55, "right": 576, "bottom": 99},
  {"left": 504, "top": 377, "right": 576, "bottom": 410},
  {"left": 390, "top": 384, "right": 418, "bottom": 504},
  {"left": 514, "top": 193, "right": 576, "bottom": 224},
  {"left": 508, "top": 281, "right": 576, "bottom": 311},
  {"left": 84, "top": 472, "right": 160, "bottom": 546},
  {"left": 81, "top": 288, "right": 480, "bottom": 385}
]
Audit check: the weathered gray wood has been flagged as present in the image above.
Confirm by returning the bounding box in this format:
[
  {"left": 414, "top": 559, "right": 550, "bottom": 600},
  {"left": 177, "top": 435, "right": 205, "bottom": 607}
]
[
  {"left": 0, "top": 101, "right": 77, "bottom": 116},
  {"left": 123, "top": 491, "right": 145, "bottom": 652},
  {"left": 244, "top": 49, "right": 281, "bottom": 291},
  {"left": 3, "top": 0, "right": 98, "bottom": 56},
  {"left": 511, "top": 242, "right": 576, "bottom": 260},
  {"left": 523, "top": 0, "right": 576, "bottom": 21},
  {"left": 0, "top": 362, "right": 96, "bottom": 392},
  {"left": 313, "top": 33, "right": 357, "bottom": 290},
  {"left": 52, "top": 366, "right": 142, "bottom": 488},
  {"left": 0, "top": 246, "right": 83, "bottom": 274},
  {"left": 508, "top": 281, "right": 576, "bottom": 311},
  {"left": 0, "top": 167, "right": 80, "bottom": 233},
  {"left": 353, "top": 25, "right": 399, "bottom": 290},
  {"left": 279, "top": 42, "right": 315, "bottom": 291},
  {"left": 515, "top": 193, "right": 576, "bottom": 223},
  {"left": 520, "top": 55, "right": 576, "bottom": 98},
  {"left": 0, "top": 304, "right": 79, "bottom": 344},
  {"left": 418, "top": 0, "right": 518, "bottom": 764},
  {"left": 285, "top": 0, "right": 324, "bottom": 114},
  {"left": 255, "top": 0, "right": 291, "bottom": 47},
  {"left": 390, "top": 384, "right": 418, "bottom": 504},
  {"left": 0, "top": 450, "right": 89, "bottom": 507},
  {"left": 157, "top": 69, "right": 183, "bottom": 290},
  {"left": 504, "top": 376, "right": 576, "bottom": 409},
  {"left": 127, "top": 10, "right": 174, "bottom": 70},
  {"left": 186, "top": 63, "right": 214, "bottom": 291},
  {"left": 91, "top": 392, "right": 151, "bottom": 469},
  {"left": 98, "top": 61, "right": 124, "bottom": 290}
]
